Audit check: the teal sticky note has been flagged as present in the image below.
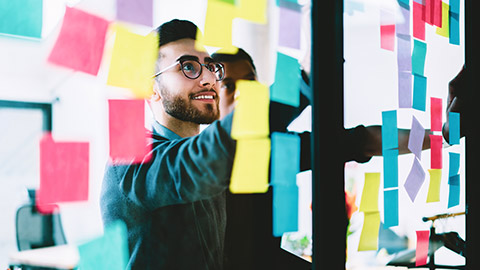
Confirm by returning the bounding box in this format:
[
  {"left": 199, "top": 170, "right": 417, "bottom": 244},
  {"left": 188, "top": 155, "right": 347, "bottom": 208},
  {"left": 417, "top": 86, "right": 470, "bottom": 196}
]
[
  {"left": 384, "top": 188, "right": 399, "bottom": 228},
  {"left": 273, "top": 185, "right": 298, "bottom": 237},
  {"left": 270, "top": 132, "right": 300, "bottom": 186},
  {"left": 412, "top": 39, "right": 427, "bottom": 76},
  {"left": 450, "top": 0, "right": 460, "bottom": 14},
  {"left": 270, "top": 52, "right": 301, "bottom": 107},
  {"left": 78, "top": 220, "right": 129, "bottom": 270},
  {"left": 449, "top": 12, "right": 460, "bottom": 45},
  {"left": 0, "top": 0, "right": 43, "bottom": 38},
  {"left": 397, "top": 0, "right": 409, "bottom": 9},
  {"left": 412, "top": 74, "right": 427, "bottom": 111},
  {"left": 449, "top": 112, "right": 460, "bottom": 144},
  {"left": 449, "top": 152, "right": 460, "bottom": 177},
  {"left": 382, "top": 110, "right": 398, "bottom": 150},
  {"left": 383, "top": 148, "right": 399, "bottom": 189},
  {"left": 448, "top": 174, "right": 460, "bottom": 186},
  {"left": 448, "top": 178, "right": 460, "bottom": 208}
]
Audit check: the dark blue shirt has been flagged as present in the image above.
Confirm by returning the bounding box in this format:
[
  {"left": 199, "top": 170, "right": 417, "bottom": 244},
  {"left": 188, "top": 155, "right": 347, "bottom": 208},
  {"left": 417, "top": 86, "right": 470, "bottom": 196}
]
[{"left": 100, "top": 113, "right": 235, "bottom": 269}]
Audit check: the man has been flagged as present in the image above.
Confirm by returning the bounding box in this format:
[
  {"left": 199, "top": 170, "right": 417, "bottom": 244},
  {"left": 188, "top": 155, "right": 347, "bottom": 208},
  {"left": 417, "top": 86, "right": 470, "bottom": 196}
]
[{"left": 100, "top": 19, "right": 235, "bottom": 269}]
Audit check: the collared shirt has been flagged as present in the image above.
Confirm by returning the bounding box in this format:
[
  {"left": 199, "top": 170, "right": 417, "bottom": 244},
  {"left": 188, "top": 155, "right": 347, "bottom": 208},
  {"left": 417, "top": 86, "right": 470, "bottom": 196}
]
[{"left": 100, "top": 113, "right": 235, "bottom": 270}]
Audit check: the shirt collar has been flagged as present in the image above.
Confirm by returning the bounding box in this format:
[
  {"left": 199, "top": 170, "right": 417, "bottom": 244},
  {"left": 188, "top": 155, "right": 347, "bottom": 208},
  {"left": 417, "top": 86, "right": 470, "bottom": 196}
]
[{"left": 151, "top": 121, "right": 182, "bottom": 140}]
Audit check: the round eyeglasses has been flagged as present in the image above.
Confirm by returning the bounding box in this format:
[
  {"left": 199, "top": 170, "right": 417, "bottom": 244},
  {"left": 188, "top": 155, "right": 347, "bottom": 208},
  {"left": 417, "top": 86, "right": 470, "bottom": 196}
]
[{"left": 152, "top": 58, "right": 225, "bottom": 81}]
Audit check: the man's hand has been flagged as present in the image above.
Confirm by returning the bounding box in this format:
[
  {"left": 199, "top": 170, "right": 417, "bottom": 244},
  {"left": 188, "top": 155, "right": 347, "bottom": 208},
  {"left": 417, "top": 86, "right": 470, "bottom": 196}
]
[{"left": 443, "top": 65, "right": 466, "bottom": 143}]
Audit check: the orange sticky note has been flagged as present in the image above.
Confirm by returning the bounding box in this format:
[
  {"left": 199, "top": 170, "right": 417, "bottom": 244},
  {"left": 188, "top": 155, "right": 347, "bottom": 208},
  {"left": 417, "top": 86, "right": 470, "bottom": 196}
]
[
  {"left": 37, "top": 133, "right": 89, "bottom": 213},
  {"left": 416, "top": 230, "right": 430, "bottom": 266},
  {"left": 107, "top": 24, "right": 158, "bottom": 98}
]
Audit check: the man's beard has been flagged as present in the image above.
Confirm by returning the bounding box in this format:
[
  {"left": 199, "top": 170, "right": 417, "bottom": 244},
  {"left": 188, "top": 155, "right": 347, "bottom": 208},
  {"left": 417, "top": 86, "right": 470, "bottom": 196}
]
[{"left": 161, "top": 88, "right": 219, "bottom": 124}]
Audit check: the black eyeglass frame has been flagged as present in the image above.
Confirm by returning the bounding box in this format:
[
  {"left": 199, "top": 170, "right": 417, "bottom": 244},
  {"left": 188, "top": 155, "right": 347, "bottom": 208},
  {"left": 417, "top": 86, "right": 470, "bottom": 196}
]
[{"left": 152, "top": 57, "right": 225, "bottom": 81}]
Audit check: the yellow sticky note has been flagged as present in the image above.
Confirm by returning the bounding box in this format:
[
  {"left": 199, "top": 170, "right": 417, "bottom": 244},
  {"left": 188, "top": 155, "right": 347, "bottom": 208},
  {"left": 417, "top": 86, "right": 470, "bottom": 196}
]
[
  {"left": 231, "top": 80, "right": 270, "bottom": 139},
  {"left": 427, "top": 169, "right": 442, "bottom": 202},
  {"left": 359, "top": 173, "right": 380, "bottom": 212},
  {"left": 358, "top": 211, "right": 381, "bottom": 251},
  {"left": 230, "top": 138, "right": 270, "bottom": 193},
  {"left": 436, "top": 2, "right": 449, "bottom": 38},
  {"left": 198, "top": 0, "right": 237, "bottom": 53},
  {"left": 236, "top": 0, "right": 267, "bottom": 24},
  {"left": 107, "top": 24, "right": 158, "bottom": 98}
]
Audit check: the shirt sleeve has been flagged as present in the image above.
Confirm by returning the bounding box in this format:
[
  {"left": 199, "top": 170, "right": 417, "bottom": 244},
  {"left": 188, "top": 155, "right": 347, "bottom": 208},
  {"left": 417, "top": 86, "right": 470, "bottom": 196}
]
[{"left": 104, "top": 113, "right": 236, "bottom": 211}]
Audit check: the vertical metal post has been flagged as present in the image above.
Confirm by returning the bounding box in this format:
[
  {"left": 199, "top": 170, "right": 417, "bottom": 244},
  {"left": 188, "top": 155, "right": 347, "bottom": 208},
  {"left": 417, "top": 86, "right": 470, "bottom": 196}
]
[{"left": 311, "top": 0, "right": 346, "bottom": 269}]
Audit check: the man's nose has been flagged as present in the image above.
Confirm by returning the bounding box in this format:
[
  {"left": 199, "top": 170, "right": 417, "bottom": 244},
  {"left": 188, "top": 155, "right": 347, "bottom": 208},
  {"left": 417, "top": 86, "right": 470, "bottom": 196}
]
[{"left": 199, "top": 66, "right": 216, "bottom": 87}]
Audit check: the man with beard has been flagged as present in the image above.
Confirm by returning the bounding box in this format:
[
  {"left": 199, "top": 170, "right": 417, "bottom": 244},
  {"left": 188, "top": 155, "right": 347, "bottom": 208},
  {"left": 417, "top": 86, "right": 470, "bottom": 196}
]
[{"left": 100, "top": 19, "right": 235, "bottom": 269}]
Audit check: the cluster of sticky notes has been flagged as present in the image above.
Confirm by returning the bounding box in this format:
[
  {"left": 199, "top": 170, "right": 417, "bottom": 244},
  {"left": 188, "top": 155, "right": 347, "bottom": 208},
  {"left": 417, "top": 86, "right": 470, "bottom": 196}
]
[
  {"left": 382, "top": 110, "right": 399, "bottom": 228},
  {"left": 358, "top": 173, "right": 381, "bottom": 251}
]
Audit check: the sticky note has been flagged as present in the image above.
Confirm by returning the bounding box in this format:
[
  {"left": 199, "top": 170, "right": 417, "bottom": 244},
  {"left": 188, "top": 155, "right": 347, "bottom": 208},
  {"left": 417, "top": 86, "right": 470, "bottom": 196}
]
[
  {"left": 384, "top": 189, "right": 399, "bottom": 228},
  {"left": 408, "top": 116, "right": 425, "bottom": 159},
  {"left": 427, "top": 169, "right": 442, "bottom": 203},
  {"left": 359, "top": 173, "right": 380, "bottom": 212},
  {"left": 415, "top": 230, "right": 430, "bottom": 266},
  {"left": 436, "top": 2, "right": 450, "bottom": 38},
  {"left": 78, "top": 220, "right": 129, "bottom": 270},
  {"left": 384, "top": 149, "right": 399, "bottom": 189},
  {"left": 433, "top": 0, "right": 442, "bottom": 27},
  {"left": 358, "top": 211, "right": 381, "bottom": 251},
  {"left": 231, "top": 80, "right": 270, "bottom": 139},
  {"left": 448, "top": 176, "right": 460, "bottom": 208},
  {"left": 430, "top": 134, "right": 443, "bottom": 169},
  {"left": 199, "top": 0, "right": 236, "bottom": 52},
  {"left": 413, "top": 1, "right": 425, "bottom": 40},
  {"left": 116, "top": 0, "right": 153, "bottom": 27},
  {"left": 108, "top": 99, "right": 151, "bottom": 164},
  {"left": 270, "top": 132, "right": 300, "bottom": 186},
  {"left": 48, "top": 7, "right": 110, "bottom": 76},
  {"left": 273, "top": 185, "right": 299, "bottom": 236},
  {"left": 107, "top": 24, "right": 158, "bottom": 98},
  {"left": 412, "top": 39, "right": 427, "bottom": 76},
  {"left": 236, "top": 0, "right": 268, "bottom": 24},
  {"left": 382, "top": 110, "right": 398, "bottom": 150},
  {"left": 424, "top": 0, "right": 434, "bottom": 25},
  {"left": 270, "top": 52, "right": 301, "bottom": 107},
  {"left": 449, "top": 12, "right": 460, "bottom": 45},
  {"left": 397, "top": 35, "right": 412, "bottom": 72},
  {"left": 398, "top": 0, "right": 409, "bottom": 8},
  {"left": 449, "top": 174, "right": 460, "bottom": 186},
  {"left": 0, "top": 0, "right": 43, "bottom": 38},
  {"left": 230, "top": 138, "right": 271, "bottom": 193},
  {"left": 398, "top": 71, "right": 412, "bottom": 108},
  {"left": 430, "top": 97, "right": 442, "bottom": 131},
  {"left": 278, "top": 5, "right": 302, "bottom": 49},
  {"left": 380, "top": 9, "right": 395, "bottom": 51},
  {"left": 404, "top": 157, "right": 426, "bottom": 202},
  {"left": 396, "top": 6, "right": 410, "bottom": 36},
  {"left": 37, "top": 133, "right": 89, "bottom": 212},
  {"left": 449, "top": 152, "right": 460, "bottom": 177},
  {"left": 412, "top": 74, "right": 427, "bottom": 111},
  {"left": 449, "top": 112, "right": 460, "bottom": 145},
  {"left": 345, "top": 0, "right": 365, "bottom": 16},
  {"left": 450, "top": 0, "right": 460, "bottom": 14}
]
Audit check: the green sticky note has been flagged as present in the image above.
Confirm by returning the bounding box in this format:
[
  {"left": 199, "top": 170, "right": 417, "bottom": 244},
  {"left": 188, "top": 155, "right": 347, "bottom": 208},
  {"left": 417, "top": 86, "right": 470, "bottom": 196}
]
[
  {"left": 359, "top": 173, "right": 380, "bottom": 212},
  {"left": 78, "top": 220, "right": 129, "bottom": 270},
  {"left": 0, "top": 0, "right": 43, "bottom": 38},
  {"left": 358, "top": 211, "right": 381, "bottom": 251},
  {"left": 270, "top": 52, "right": 301, "bottom": 107}
]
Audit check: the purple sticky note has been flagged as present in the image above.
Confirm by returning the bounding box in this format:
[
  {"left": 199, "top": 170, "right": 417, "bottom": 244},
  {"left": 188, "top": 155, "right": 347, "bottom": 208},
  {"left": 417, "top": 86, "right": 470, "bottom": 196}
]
[
  {"left": 116, "top": 0, "right": 153, "bottom": 27},
  {"left": 397, "top": 35, "right": 412, "bottom": 72},
  {"left": 398, "top": 71, "right": 412, "bottom": 108},
  {"left": 396, "top": 6, "right": 410, "bottom": 36},
  {"left": 408, "top": 116, "right": 425, "bottom": 159},
  {"left": 404, "top": 157, "right": 426, "bottom": 202},
  {"left": 278, "top": 5, "right": 301, "bottom": 49}
]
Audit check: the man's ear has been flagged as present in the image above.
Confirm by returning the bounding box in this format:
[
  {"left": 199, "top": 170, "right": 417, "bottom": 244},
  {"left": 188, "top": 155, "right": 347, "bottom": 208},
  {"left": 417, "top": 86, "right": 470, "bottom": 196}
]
[{"left": 152, "top": 81, "right": 161, "bottom": 102}]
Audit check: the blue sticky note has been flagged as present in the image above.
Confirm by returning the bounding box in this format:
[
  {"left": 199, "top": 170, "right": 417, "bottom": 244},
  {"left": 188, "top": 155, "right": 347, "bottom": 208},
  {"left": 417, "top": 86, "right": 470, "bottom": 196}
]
[
  {"left": 270, "top": 52, "right": 301, "bottom": 107},
  {"left": 448, "top": 174, "right": 460, "bottom": 186},
  {"left": 412, "top": 74, "right": 427, "bottom": 111},
  {"left": 449, "top": 12, "right": 460, "bottom": 45},
  {"left": 449, "top": 152, "right": 460, "bottom": 177},
  {"left": 397, "top": 0, "right": 409, "bottom": 9},
  {"left": 449, "top": 112, "right": 460, "bottom": 144},
  {"left": 448, "top": 180, "right": 460, "bottom": 208},
  {"left": 412, "top": 39, "right": 427, "bottom": 76},
  {"left": 78, "top": 220, "right": 129, "bottom": 269},
  {"left": 384, "top": 189, "right": 399, "bottom": 228},
  {"left": 271, "top": 132, "right": 300, "bottom": 186},
  {"left": 273, "top": 185, "right": 299, "bottom": 237},
  {"left": 382, "top": 110, "right": 398, "bottom": 150},
  {"left": 0, "top": 0, "right": 43, "bottom": 38},
  {"left": 450, "top": 0, "right": 460, "bottom": 14},
  {"left": 383, "top": 148, "right": 399, "bottom": 189},
  {"left": 345, "top": 0, "right": 365, "bottom": 16}
]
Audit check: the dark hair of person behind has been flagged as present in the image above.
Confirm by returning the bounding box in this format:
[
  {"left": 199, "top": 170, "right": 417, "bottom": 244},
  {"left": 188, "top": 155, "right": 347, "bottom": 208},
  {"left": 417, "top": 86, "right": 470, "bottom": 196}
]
[
  {"left": 211, "top": 48, "right": 257, "bottom": 73},
  {"left": 155, "top": 19, "right": 198, "bottom": 47}
]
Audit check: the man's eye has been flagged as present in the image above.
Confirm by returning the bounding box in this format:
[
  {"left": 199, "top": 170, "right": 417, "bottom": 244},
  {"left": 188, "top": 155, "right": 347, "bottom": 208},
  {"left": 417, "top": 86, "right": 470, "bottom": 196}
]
[
  {"left": 223, "top": 83, "right": 236, "bottom": 92},
  {"left": 182, "top": 62, "right": 196, "bottom": 72}
]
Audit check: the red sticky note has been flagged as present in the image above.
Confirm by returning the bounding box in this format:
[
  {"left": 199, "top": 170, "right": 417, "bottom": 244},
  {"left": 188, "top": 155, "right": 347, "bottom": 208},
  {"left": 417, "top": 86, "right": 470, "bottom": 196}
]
[
  {"left": 430, "top": 134, "right": 443, "bottom": 169},
  {"left": 424, "top": 0, "right": 434, "bottom": 25},
  {"left": 381, "top": 25, "right": 395, "bottom": 51},
  {"left": 108, "top": 99, "right": 151, "bottom": 164},
  {"left": 37, "top": 134, "right": 89, "bottom": 213},
  {"left": 416, "top": 230, "right": 430, "bottom": 266},
  {"left": 48, "top": 7, "right": 110, "bottom": 76},
  {"left": 433, "top": 0, "right": 442, "bottom": 27},
  {"left": 413, "top": 2, "right": 426, "bottom": 41},
  {"left": 430, "top": 97, "right": 442, "bottom": 131}
]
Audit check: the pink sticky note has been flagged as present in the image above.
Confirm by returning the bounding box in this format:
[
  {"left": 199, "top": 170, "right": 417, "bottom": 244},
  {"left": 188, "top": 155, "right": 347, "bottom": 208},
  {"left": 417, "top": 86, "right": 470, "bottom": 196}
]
[
  {"left": 433, "top": 0, "right": 442, "bottom": 27},
  {"left": 48, "top": 7, "right": 110, "bottom": 76},
  {"left": 413, "top": 2, "right": 426, "bottom": 40},
  {"left": 424, "top": 0, "right": 434, "bottom": 25},
  {"left": 37, "top": 133, "right": 89, "bottom": 213},
  {"left": 381, "top": 25, "right": 395, "bottom": 51},
  {"left": 430, "top": 97, "right": 442, "bottom": 131},
  {"left": 430, "top": 134, "right": 443, "bottom": 169},
  {"left": 108, "top": 99, "right": 151, "bottom": 164},
  {"left": 416, "top": 230, "right": 430, "bottom": 266}
]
